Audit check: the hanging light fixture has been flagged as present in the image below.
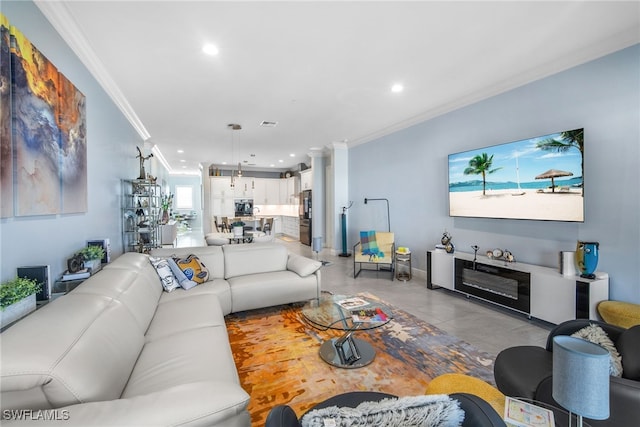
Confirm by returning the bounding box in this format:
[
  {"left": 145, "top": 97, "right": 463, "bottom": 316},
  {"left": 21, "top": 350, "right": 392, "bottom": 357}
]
[{"left": 228, "top": 124, "right": 242, "bottom": 187}]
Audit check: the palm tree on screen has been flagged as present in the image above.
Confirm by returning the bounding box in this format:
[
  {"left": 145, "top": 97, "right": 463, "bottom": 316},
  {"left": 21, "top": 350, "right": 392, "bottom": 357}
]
[
  {"left": 536, "top": 129, "right": 584, "bottom": 196},
  {"left": 464, "top": 153, "right": 502, "bottom": 196}
]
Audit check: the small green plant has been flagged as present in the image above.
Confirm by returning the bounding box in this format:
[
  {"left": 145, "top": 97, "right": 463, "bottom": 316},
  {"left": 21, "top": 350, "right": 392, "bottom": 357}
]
[
  {"left": 0, "top": 277, "right": 41, "bottom": 310},
  {"left": 77, "top": 245, "right": 105, "bottom": 260},
  {"left": 231, "top": 221, "right": 245, "bottom": 227}
]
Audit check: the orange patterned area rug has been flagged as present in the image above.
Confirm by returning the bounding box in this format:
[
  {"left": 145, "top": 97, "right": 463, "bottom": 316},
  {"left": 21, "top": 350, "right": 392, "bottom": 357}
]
[{"left": 225, "top": 293, "right": 495, "bottom": 426}]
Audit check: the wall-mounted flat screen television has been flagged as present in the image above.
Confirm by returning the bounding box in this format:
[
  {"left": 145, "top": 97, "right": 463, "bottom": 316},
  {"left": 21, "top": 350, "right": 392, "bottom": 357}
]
[{"left": 448, "top": 128, "right": 584, "bottom": 222}]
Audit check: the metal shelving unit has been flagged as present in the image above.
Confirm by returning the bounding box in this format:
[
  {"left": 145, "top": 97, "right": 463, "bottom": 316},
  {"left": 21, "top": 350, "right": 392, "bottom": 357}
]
[{"left": 121, "top": 179, "right": 161, "bottom": 253}]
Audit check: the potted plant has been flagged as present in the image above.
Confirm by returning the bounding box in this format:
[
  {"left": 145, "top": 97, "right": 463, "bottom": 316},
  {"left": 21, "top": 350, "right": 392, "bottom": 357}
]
[
  {"left": 0, "top": 277, "right": 41, "bottom": 326},
  {"left": 77, "top": 245, "right": 106, "bottom": 273},
  {"left": 231, "top": 220, "right": 245, "bottom": 237},
  {"left": 160, "top": 193, "right": 173, "bottom": 224}
]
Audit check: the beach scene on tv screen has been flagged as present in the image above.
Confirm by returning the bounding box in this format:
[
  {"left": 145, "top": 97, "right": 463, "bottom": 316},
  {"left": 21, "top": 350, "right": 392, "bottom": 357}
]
[{"left": 448, "top": 129, "right": 584, "bottom": 222}]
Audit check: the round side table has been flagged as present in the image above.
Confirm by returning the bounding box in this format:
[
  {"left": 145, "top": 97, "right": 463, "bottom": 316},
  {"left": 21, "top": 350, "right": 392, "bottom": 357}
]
[{"left": 395, "top": 250, "right": 412, "bottom": 281}]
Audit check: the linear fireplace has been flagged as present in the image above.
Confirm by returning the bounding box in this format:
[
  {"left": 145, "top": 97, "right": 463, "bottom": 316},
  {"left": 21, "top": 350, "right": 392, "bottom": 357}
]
[{"left": 454, "top": 258, "right": 531, "bottom": 314}]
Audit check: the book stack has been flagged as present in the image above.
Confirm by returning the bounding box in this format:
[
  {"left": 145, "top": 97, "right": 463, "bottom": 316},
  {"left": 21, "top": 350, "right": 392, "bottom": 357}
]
[
  {"left": 351, "top": 307, "right": 389, "bottom": 323},
  {"left": 61, "top": 268, "right": 90, "bottom": 281}
]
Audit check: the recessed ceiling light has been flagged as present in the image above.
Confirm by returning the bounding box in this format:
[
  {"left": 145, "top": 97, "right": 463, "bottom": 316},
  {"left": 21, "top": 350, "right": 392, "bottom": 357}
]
[
  {"left": 202, "top": 44, "right": 219, "bottom": 56},
  {"left": 180, "top": 159, "right": 186, "bottom": 162},
  {"left": 289, "top": 153, "right": 295, "bottom": 157},
  {"left": 391, "top": 83, "right": 404, "bottom": 93},
  {"left": 270, "top": 164, "right": 275, "bottom": 167},
  {"left": 222, "top": 161, "right": 227, "bottom": 165},
  {"left": 177, "top": 149, "right": 184, "bottom": 153},
  {"left": 278, "top": 159, "right": 284, "bottom": 163}
]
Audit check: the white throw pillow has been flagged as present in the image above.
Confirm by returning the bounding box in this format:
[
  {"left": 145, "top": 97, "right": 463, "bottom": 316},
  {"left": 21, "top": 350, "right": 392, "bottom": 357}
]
[
  {"left": 571, "top": 324, "right": 623, "bottom": 377},
  {"left": 149, "top": 256, "right": 180, "bottom": 292},
  {"left": 301, "top": 395, "right": 463, "bottom": 427}
]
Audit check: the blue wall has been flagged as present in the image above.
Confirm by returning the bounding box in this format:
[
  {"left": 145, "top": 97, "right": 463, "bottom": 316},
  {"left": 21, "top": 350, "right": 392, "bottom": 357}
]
[
  {"left": 0, "top": 2, "right": 158, "bottom": 282},
  {"left": 349, "top": 45, "right": 640, "bottom": 303}
]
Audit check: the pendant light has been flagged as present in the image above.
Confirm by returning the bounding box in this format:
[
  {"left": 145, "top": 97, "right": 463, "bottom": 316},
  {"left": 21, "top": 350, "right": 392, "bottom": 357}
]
[{"left": 228, "top": 123, "right": 242, "bottom": 187}]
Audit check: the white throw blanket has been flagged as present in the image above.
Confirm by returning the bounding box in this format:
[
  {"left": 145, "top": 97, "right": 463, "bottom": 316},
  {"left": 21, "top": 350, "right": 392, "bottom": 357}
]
[{"left": 300, "top": 394, "right": 464, "bottom": 427}]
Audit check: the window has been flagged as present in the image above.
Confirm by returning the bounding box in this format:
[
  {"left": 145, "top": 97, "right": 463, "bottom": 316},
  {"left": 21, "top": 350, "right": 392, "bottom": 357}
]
[{"left": 175, "top": 185, "right": 193, "bottom": 209}]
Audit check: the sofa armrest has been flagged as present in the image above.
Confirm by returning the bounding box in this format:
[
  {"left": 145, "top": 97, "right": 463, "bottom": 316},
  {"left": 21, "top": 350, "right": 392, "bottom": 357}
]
[
  {"left": 2, "top": 382, "right": 250, "bottom": 427},
  {"left": 287, "top": 253, "right": 322, "bottom": 277},
  {"left": 450, "top": 393, "right": 506, "bottom": 427},
  {"left": 536, "top": 374, "right": 640, "bottom": 426}
]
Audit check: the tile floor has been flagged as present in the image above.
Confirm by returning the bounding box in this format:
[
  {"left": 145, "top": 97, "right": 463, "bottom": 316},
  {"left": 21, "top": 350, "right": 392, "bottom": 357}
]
[{"left": 176, "top": 230, "right": 552, "bottom": 357}]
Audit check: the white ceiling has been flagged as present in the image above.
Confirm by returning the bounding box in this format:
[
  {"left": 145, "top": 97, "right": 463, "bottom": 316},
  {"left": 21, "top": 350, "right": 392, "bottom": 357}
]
[{"left": 35, "top": 1, "right": 640, "bottom": 175}]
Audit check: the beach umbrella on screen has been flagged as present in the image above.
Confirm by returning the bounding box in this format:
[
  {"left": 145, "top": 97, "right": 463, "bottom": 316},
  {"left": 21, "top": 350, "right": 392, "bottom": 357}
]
[{"left": 535, "top": 169, "right": 573, "bottom": 193}]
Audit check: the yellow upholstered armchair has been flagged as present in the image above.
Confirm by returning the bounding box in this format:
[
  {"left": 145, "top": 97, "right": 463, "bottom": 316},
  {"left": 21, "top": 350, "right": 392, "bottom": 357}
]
[{"left": 353, "top": 231, "right": 395, "bottom": 280}]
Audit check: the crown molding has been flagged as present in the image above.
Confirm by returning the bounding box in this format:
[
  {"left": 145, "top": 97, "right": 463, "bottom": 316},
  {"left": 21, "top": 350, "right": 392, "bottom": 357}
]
[{"left": 34, "top": 1, "right": 151, "bottom": 141}]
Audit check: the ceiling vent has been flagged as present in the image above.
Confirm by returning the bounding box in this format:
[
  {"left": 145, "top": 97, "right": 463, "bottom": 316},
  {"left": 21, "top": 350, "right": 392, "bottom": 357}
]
[{"left": 260, "top": 121, "right": 278, "bottom": 127}]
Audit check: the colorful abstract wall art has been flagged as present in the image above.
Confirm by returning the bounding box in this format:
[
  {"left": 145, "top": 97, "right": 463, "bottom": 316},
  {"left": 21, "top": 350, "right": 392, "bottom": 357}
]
[
  {"left": 1, "top": 15, "right": 12, "bottom": 218},
  {"left": 0, "top": 14, "right": 86, "bottom": 218}
]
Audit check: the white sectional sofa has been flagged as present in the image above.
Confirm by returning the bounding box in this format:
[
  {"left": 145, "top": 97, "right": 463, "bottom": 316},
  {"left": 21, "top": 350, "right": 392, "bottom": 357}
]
[{"left": 0, "top": 243, "right": 321, "bottom": 426}]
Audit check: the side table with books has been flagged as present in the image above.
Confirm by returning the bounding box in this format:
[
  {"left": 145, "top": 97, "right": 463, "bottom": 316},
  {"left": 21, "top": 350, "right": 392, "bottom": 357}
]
[{"left": 52, "top": 265, "right": 101, "bottom": 298}]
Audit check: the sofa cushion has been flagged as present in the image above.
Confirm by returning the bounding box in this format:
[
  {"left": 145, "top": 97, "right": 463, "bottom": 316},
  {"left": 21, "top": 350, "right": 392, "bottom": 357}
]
[
  {"left": 145, "top": 292, "right": 226, "bottom": 342},
  {"left": 0, "top": 294, "right": 144, "bottom": 410},
  {"left": 123, "top": 327, "right": 240, "bottom": 398},
  {"left": 617, "top": 325, "right": 640, "bottom": 381},
  {"left": 223, "top": 243, "right": 288, "bottom": 279},
  {"left": 571, "top": 323, "right": 623, "bottom": 377},
  {"left": 287, "top": 253, "right": 322, "bottom": 277},
  {"left": 228, "top": 271, "right": 319, "bottom": 312},
  {"left": 72, "top": 267, "right": 161, "bottom": 335},
  {"left": 158, "top": 278, "right": 233, "bottom": 315},
  {"left": 149, "top": 256, "right": 181, "bottom": 292}
]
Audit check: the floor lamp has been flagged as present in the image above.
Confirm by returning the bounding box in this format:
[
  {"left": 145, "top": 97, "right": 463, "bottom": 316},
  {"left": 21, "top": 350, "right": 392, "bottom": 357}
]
[
  {"left": 363, "top": 198, "right": 390, "bottom": 232},
  {"left": 552, "top": 336, "right": 610, "bottom": 427}
]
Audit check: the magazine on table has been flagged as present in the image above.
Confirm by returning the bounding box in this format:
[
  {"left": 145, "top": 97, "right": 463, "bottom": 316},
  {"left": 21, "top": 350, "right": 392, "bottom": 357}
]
[
  {"left": 504, "top": 397, "right": 555, "bottom": 427},
  {"left": 336, "top": 297, "right": 369, "bottom": 309},
  {"left": 351, "top": 307, "right": 389, "bottom": 323}
]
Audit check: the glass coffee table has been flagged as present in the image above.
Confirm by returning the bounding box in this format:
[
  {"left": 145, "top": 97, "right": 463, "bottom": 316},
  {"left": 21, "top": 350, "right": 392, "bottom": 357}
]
[{"left": 301, "top": 294, "right": 392, "bottom": 368}]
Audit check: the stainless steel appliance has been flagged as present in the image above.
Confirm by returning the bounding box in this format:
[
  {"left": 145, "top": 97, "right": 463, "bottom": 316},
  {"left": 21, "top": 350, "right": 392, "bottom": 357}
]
[
  {"left": 234, "top": 199, "right": 253, "bottom": 217},
  {"left": 300, "top": 190, "right": 312, "bottom": 246}
]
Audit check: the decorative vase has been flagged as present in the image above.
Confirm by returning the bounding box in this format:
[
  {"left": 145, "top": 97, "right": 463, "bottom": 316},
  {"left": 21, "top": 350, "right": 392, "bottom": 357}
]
[
  {"left": 575, "top": 241, "right": 599, "bottom": 279},
  {"left": 1, "top": 294, "right": 36, "bottom": 327},
  {"left": 162, "top": 209, "right": 169, "bottom": 224},
  {"left": 233, "top": 226, "right": 244, "bottom": 237}
]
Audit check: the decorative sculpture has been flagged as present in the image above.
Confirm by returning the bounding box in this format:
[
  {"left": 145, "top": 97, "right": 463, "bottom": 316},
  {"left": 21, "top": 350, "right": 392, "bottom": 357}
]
[{"left": 136, "top": 146, "right": 154, "bottom": 180}]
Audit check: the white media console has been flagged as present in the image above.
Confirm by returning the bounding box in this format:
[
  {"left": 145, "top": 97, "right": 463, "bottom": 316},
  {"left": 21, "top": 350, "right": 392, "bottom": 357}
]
[{"left": 426, "top": 250, "right": 609, "bottom": 325}]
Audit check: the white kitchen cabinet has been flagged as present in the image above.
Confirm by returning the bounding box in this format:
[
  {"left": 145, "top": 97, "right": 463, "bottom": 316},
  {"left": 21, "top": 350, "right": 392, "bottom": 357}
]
[
  {"left": 265, "top": 180, "right": 280, "bottom": 204},
  {"left": 233, "top": 177, "right": 254, "bottom": 198},
  {"left": 253, "top": 179, "right": 266, "bottom": 204},
  {"left": 427, "top": 250, "right": 454, "bottom": 290},
  {"left": 210, "top": 177, "right": 234, "bottom": 217},
  {"left": 281, "top": 216, "right": 300, "bottom": 238},
  {"left": 273, "top": 216, "right": 282, "bottom": 234},
  {"left": 210, "top": 177, "right": 232, "bottom": 198},
  {"left": 281, "top": 176, "right": 299, "bottom": 204},
  {"left": 300, "top": 169, "right": 312, "bottom": 190},
  {"left": 253, "top": 178, "right": 280, "bottom": 205}
]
